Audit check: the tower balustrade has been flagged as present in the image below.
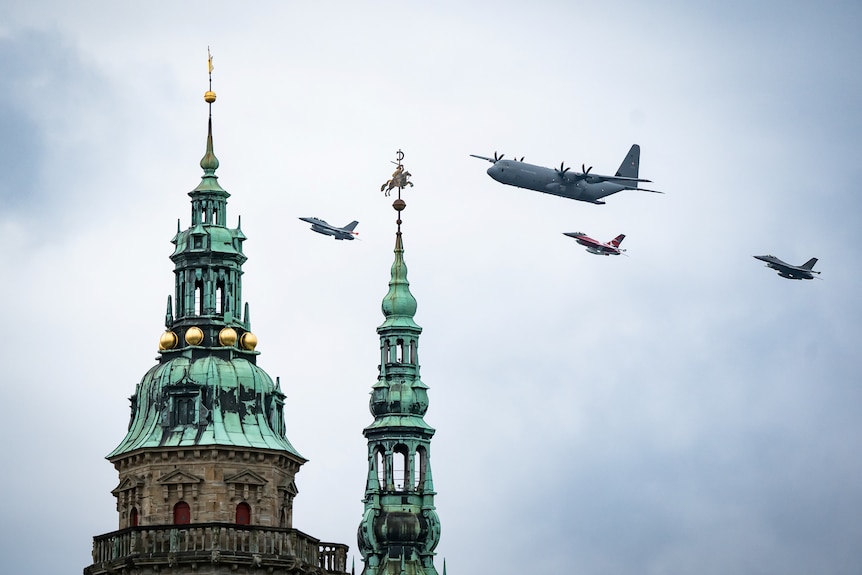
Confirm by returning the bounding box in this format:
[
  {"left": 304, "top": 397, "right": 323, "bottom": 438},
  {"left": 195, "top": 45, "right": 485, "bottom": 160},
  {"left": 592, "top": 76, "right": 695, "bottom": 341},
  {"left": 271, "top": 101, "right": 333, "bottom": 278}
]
[{"left": 87, "top": 523, "right": 347, "bottom": 575}]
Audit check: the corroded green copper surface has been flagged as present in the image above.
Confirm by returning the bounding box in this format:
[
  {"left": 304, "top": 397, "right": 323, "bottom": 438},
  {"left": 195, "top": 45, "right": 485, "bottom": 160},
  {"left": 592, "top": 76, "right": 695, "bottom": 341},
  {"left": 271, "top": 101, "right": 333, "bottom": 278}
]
[
  {"left": 379, "top": 233, "right": 420, "bottom": 330},
  {"left": 108, "top": 112, "right": 300, "bottom": 461},
  {"left": 358, "top": 226, "right": 440, "bottom": 575}
]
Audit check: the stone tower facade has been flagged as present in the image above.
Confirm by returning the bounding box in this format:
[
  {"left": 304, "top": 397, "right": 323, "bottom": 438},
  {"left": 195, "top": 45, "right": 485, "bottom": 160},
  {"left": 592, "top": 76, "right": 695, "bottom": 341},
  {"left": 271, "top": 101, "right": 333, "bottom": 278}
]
[
  {"left": 357, "top": 195, "right": 441, "bottom": 575},
  {"left": 84, "top": 88, "right": 348, "bottom": 575}
]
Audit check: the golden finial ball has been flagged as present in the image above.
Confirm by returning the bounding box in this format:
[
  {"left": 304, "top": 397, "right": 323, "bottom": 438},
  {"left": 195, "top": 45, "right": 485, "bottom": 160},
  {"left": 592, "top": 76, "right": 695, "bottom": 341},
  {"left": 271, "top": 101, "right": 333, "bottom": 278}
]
[
  {"left": 393, "top": 199, "right": 406, "bottom": 211},
  {"left": 204, "top": 91, "right": 217, "bottom": 103},
  {"left": 185, "top": 326, "right": 205, "bottom": 346},
  {"left": 240, "top": 332, "right": 258, "bottom": 351},
  {"left": 218, "top": 327, "right": 238, "bottom": 347},
  {"left": 159, "top": 330, "right": 179, "bottom": 350}
]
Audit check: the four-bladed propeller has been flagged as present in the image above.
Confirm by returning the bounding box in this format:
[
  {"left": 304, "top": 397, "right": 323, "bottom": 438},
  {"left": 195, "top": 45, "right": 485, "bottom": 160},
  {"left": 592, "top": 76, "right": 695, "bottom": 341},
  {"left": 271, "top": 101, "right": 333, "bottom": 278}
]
[
  {"left": 556, "top": 162, "right": 599, "bottom": 181},
  {"left": 556, "top": 162, "right": 570, "bottom": 178}
]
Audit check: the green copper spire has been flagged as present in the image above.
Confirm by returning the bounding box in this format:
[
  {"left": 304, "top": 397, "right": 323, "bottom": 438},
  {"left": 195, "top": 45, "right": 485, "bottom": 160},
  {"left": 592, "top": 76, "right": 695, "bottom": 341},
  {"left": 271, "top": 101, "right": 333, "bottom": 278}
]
[
  {"left": 109, "top": 85, "right": 300, "bottom": 461},
  {"left": 380, "top": 232, "right": 420, "bottom": 330},
  {"left": 192, "top": 116, "right": 226, "bottom": 195},
  {"left": 358, "top": 153, "right": 440, "bottom": 575},
  {"left": 201, "top": 117, "right": 219, "bottom": 170}
]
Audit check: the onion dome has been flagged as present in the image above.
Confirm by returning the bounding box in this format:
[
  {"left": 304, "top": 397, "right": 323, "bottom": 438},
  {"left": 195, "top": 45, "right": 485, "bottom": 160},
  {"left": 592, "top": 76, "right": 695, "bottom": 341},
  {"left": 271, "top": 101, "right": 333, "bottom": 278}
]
[
  {"left": 193, "top": 116, "right": 225, "bottom": 194},
  {"left": 379, "top": 232, "right": 420, "bottom": 331},
  {"left": 108, "top": 355, "right": 301, "bottom": 458}
]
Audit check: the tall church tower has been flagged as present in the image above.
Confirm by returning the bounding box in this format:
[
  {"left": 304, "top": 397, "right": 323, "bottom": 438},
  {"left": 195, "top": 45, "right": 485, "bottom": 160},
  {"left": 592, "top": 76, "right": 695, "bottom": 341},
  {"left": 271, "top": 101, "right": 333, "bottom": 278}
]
[
  {"left": 357, "top": 160, "right": 441, "bottom": 575},
  {"left": 84, "top": 72, "right": 348, "bottom": 575}
]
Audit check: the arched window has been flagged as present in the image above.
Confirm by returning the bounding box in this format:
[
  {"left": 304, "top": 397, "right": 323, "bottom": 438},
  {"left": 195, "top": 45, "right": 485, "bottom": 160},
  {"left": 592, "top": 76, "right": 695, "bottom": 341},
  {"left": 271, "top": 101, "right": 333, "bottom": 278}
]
[
  {"left": 130, "top": 507, "right": 139, "bottom": 527},
  {"left": 216, "top": 279, "right": 225, "bottom": 314},
  {"left": 194, "top": 281, "right": 204, "bottom": 315},
  {"left": 393, "top": 444, "right": 409, "bottom": 491},
  {"left": 236, "top": 502, "right": 251, "bottom": 525},
  {"left": 173, "top": 501, "right": 191, "bottom": 525},
  {"left": 174, "top": 396, "right": 196, "bottom": 425}
]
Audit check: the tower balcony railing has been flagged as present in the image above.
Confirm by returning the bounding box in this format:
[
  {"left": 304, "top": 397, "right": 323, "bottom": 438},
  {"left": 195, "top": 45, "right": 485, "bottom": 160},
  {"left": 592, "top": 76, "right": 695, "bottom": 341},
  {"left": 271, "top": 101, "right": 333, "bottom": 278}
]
[{"left": 85, "top": 523, "right": 348, "bottom": 574}]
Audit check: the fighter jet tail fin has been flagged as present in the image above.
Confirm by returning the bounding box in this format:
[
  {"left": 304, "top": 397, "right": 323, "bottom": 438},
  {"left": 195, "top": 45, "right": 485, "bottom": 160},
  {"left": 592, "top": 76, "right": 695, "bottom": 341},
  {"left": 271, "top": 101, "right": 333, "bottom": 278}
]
[
  {"left": 615, "top": 144, "right": 640, "bottom": 179},
  {"left": 343, "top": 221, "right": 359, "bottom": 232},
  {"left": 611, "top": 234, "right": 625, "bottom": 248},
  {"left": 801, "top": 258, "right": 818, "bottom": 270}
]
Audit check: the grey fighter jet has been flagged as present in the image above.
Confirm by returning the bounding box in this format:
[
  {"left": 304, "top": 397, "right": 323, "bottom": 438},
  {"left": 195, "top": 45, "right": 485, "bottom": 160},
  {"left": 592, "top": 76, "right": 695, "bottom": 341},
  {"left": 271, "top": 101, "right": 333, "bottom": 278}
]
[
  {"left": 299, "top": 217, "right": 359, "bottom": 240},
  {"left": 754, "top": 255, "right": 820, "bottom": 280},
  {"left": 470, "top": 144, "right": 662, "bottom": 204}
]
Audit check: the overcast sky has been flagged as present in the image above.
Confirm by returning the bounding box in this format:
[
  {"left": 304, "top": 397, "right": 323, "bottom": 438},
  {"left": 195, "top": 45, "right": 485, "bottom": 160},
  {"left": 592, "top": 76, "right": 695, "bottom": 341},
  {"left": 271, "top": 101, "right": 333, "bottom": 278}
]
[{"left": 2, "top": 2, "right": 861, "bottom": 574}]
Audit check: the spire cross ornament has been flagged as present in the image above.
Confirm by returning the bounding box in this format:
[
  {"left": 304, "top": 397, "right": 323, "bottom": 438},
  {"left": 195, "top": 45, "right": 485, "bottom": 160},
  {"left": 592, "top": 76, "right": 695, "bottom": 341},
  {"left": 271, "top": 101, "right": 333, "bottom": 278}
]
[{"left": 380, "top": 149, "right": 413, "bottom": 233}]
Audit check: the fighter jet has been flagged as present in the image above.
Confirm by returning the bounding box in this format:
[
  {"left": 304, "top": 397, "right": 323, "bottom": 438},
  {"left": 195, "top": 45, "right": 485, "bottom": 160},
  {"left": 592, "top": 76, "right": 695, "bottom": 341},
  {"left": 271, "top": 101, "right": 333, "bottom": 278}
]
[
  {"left": 298, "top": 217, "right": 359, "bottom": 240},
  {"left": 470, "top": 144, "right": 662, "bottom": 204},
  {"left": 753, "top": 255, "right": 820, "bottom": 280},
  {"left": 564, "top": 232, "right": 626, "bottom": 256}
]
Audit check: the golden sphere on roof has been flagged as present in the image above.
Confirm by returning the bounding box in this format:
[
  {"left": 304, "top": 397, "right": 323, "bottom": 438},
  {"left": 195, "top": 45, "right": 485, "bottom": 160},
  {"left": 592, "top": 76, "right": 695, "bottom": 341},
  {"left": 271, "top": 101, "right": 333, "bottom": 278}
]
[
  {"left": 159, "top": 330, "right": 178, "bottom": 350},
  {"left": 218, "top": 327, "right": 238, "bottom": 347},
  {"left": 240, "top": 331, "right": 258, "bottom": 351},
  {"left": 185, "top": 326, "right": 204, "bottom": 346},
  {"left": 204, "top": 90, "right": 217, "bottom": 103}
]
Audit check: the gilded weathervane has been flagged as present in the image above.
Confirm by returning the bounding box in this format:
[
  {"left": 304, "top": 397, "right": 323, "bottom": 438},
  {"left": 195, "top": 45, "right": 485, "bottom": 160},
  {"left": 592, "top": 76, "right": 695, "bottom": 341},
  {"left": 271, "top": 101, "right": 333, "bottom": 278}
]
[
  {"left": 381, "top": 150, "right": 413, "bottom": 233},
  {"left": 380, "top": 149, "right": 413, "bottom": 197}
]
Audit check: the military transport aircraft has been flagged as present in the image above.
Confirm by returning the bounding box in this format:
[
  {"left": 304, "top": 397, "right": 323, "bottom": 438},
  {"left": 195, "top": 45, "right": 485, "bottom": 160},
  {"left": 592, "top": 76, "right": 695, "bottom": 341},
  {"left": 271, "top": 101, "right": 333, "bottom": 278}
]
[
  {"left": 298, "top": 217, "right": 359, "bottom": 240},
  {"left": 469, "top": 144, "right": 662, "bottom": 204},
  {"left": 753, "top": 255, "right": 820, "bottom": 280},
  {"left": 564, "top": 232, "right": 626, "bottom": 256}
]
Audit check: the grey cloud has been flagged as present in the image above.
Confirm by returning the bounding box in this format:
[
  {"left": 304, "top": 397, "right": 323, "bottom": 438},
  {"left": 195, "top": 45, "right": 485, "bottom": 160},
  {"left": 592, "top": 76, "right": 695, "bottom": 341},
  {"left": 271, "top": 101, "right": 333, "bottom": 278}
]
[{"left": 0, "top": 29, "right": 115, "bottom": 225}]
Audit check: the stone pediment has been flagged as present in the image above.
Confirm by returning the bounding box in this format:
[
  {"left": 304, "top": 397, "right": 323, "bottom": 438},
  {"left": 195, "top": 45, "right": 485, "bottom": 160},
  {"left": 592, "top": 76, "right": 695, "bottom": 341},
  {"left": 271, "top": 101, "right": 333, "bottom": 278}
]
[
  {"left": 112, "top": 475, "right": 145, "bottom": 495},
  {"left": 225, "top": 469, "right": 267, "bottom": 502},
  {"left": 279, "top": 478, "right": 299, "bottom": 496},
  {"left": 224, "top": 469, "right": 268, "bottom": 486},
  {"left": 157, "top": 469, "right": 203, "bottom": 485}
]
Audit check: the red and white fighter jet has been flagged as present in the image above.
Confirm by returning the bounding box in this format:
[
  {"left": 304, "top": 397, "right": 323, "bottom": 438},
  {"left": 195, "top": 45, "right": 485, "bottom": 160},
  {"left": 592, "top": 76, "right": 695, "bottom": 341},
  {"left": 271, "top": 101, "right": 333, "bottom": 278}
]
[{"left": 563, "top": 232, "right": 626, "bottom": 256}]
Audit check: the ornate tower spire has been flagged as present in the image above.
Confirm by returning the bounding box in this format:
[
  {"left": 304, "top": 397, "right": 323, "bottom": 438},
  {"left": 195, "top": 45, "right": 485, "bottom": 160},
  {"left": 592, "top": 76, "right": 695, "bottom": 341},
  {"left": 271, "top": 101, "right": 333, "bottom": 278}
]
[
  {"left": 156, "top": 56, "right": 252, "bottom": 354},
  {"left": 358, "top": 152, "right": 440, "bottom": 575},
  {"left": 85, "top": 54, "right": 348, "bottom": 575}
]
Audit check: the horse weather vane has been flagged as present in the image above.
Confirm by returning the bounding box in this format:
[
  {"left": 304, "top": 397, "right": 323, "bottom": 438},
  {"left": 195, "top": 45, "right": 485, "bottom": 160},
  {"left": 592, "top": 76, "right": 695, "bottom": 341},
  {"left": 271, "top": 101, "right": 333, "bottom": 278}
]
[
  {"left": 381, "top": 150, "right": 413, "bottom": 198},
  {"left": 380, "top": 149, "right": 414, "bottom": 231}
]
